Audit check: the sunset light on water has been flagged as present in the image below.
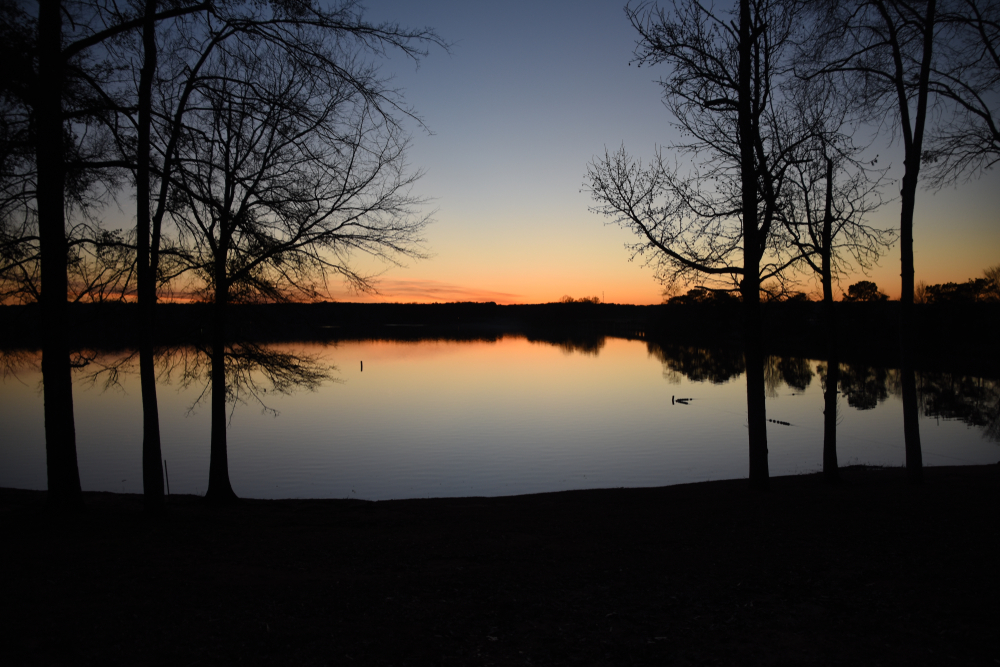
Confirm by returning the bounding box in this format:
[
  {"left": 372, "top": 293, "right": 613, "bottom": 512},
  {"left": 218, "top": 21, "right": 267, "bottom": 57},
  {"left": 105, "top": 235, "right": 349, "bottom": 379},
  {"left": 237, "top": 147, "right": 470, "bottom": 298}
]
[{"left": 2, "top": 337, "right": 995, "bottom": 500}]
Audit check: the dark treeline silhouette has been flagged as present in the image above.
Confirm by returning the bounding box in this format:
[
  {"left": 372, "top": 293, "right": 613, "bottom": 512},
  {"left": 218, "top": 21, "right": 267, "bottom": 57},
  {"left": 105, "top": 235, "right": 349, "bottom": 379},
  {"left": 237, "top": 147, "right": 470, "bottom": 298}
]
[
  {"left": 4, "top": 300, "right": 997, "bottom": 375},
  {"left": 917, "top": 266, "right": 1000, "bottom": 304}
]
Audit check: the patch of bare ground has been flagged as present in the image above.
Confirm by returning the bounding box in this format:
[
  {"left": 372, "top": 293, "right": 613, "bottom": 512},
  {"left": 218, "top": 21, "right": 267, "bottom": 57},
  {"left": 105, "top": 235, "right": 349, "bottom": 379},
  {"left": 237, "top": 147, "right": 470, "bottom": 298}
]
[{"left": 1, "top": 464, "right": 997, "bottom": 666}]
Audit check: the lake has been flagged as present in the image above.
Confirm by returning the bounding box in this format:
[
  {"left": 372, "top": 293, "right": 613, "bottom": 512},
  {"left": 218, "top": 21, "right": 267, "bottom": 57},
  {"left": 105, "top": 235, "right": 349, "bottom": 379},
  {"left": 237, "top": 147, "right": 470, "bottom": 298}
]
[{"left": 1, "top": 336, "right": 997, "bottom": 499}]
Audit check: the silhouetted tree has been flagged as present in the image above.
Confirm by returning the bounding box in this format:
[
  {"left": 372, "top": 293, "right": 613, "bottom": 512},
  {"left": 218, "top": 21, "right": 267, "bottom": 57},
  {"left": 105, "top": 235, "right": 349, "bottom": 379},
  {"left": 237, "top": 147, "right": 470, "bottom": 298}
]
[
  {"left": 0, "top": 0, "right": 227, "bottom": 510},
  {"left": 0, "top": 2, "right": 37, "bottom": 304},
  {"left": 923, "top": 0, "right": 1000, "bottom": 186},
  {"left": 776, "top": 79, "right": 894, "bottom": 480},
  {"left": 85, "top": 0, "right": 443, "bottom": 508},
  {"left": 843, "top": 280, "right": 889, "bottom": 302},
  {"left": 166, "top": 33, "right": 430, "bottom": 502},
  {"left": 589, "top": 0, "right": 814, "bottom": 489},
  {"left": 983, "top": 263, "right": 1000, "bottom": 301},
  {"left": 799, "top": 0, "right": 963, "bottom": 483},
  {"left": 3, "top": 0, "right": 222, "bottom": 509},
  {"left": 11, "top": 0, "right": 150, "bottom": 507},
  {"left": 131, "top": 0, "right": 208, "bottom": 513}
]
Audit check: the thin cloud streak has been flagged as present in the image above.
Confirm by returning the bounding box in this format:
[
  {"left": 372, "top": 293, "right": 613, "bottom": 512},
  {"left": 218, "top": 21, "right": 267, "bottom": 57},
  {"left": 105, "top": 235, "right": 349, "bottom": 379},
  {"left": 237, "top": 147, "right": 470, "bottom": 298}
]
[{"left": 330, "top": 279, "right": 523, "bottom": 304}]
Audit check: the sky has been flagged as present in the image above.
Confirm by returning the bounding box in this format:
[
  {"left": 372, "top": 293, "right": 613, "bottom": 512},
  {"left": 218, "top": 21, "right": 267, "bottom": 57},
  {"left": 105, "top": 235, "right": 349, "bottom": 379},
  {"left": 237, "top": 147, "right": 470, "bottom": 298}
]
[{"left": 326, "top": 0, "right": 999, "bottom": 304}]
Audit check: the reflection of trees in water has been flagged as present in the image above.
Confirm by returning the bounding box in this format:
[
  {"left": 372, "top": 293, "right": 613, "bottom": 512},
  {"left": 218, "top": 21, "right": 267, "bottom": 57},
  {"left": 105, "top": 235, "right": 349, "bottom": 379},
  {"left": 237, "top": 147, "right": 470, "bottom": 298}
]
[
  {"left": 778, "top": 357, "right": 814, "bottom": 391},
  {"left": 0, "top": 348, "right": 38, "bottom": 379},
  {"left": 764, "top": 356, "right": 814, "bottom": 396},
  {"left": 526, "top": 334, "right": 607, "bottom": 357},
  {"left": 916, "top": 372, "right": 1000, "bottom": 442},
  {"left": 646, "top": 342, "right": 745, "bottom": 384},
  {"left": 163, "top": 343, "right": 335, "bottom": 416},
  {"left": 836, "top": 363, "right": 892, "bottom": 410},
  {"left": 27, "top": 343, "right": 336, "bottom": 417},
  {"left": 824, "top": 363, "right": 998, "bottom": 441},
  {"left": 555, "top": 337, "right": 606, "bottom": 357}
]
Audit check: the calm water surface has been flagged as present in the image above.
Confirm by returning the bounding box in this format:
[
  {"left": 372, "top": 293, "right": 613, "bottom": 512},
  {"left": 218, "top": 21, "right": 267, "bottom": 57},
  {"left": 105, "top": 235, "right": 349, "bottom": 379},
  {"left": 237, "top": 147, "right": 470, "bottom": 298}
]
[{"left": 1, "top": 336, "right": 996, "bottom": 499}]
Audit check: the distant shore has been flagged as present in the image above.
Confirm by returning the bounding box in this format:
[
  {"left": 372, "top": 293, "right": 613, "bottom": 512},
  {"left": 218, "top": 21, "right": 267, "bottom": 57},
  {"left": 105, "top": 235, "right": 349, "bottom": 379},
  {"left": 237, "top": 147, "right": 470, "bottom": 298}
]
[
  {"left": 3, "top": 464, "right": 998, "bottom": 665},
  {"left": 3, "top": 300, "right": 999, "bottom": 375}
]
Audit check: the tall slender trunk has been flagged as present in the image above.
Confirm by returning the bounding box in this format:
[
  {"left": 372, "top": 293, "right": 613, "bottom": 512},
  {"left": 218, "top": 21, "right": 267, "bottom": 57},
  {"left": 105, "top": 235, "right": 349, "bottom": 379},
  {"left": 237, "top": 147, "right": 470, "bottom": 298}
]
[
  {"left": 821, "top": 157, "right": 840, "bottom": 483},
  {"left": 899, "top": 175, "right": 923, "bottom": 483},
  {"left": 137, "top": 0, "right": 164, "bottom": 512},
  {"left": 205, "top": 242, "right": 237, "bottom": 503},
  {"left": 37, "top": 0, "right": 82, "bottom": 508},
  {"left": 896, "top": 0, "right": 936, "bottom": 484},
  {"left": 739, "top": 0, "right": 768, "bottom": 490}
]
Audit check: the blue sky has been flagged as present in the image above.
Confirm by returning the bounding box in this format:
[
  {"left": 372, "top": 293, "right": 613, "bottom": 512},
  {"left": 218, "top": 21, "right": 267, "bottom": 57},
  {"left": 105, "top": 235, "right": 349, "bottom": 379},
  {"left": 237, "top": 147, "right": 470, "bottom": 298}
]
[{"left": 330, "top": 0, "right": 999, "bottom": 303}]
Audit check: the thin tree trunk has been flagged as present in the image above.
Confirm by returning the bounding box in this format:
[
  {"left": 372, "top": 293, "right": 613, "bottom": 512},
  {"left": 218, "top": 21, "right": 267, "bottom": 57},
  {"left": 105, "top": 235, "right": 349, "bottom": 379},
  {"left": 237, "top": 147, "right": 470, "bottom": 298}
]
[
  {"left": 821, "top": 156, "right": 840, "bottom": 483},
  {"left": 205, "top": 247, "right": 237, "bottom": 503},
  {"left": 37, "top": 0, "right": 82, "bottom": 508},
  {"left": 899, "top": 176, "right": 923, "bottom": 483},
  {"left": 739, "top": 0, "right": 768, "bottom": 490},
  {"left": 137, "top": 0, "right": 164, "bottom": 512},
  {"left": 896, "top": 0, "right": 936, "bottom": 485}
]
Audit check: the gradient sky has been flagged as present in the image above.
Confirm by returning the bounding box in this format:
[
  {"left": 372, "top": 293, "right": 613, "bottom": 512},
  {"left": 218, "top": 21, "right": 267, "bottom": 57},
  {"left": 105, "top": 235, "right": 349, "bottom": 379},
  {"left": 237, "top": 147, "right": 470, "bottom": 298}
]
[{"left": 325, "top": 0, "right": 999, "bottom": 304}]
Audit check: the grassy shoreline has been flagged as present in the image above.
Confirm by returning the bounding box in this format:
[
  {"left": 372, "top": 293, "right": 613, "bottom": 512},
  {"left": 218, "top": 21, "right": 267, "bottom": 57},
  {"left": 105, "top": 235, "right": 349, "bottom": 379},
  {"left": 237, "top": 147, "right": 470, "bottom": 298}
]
[{"left": 3, "top": 464, "right": 998, "bottom": 665}]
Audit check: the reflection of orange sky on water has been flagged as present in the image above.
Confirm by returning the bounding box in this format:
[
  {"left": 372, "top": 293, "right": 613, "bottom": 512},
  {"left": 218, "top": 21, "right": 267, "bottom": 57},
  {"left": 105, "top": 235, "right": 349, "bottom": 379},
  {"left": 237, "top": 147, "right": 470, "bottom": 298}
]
[
  {"left": 296, "top": 336, "right": 613, "bottom": 383},
  {"left": 304, "top": 336, "right": 666, "bottom": 401},
  {"left": 2, "top": 338, "right": 611, "bottom": 378},
  {"left": 304, "top": 335, "right": 594, "bottom": 366}
]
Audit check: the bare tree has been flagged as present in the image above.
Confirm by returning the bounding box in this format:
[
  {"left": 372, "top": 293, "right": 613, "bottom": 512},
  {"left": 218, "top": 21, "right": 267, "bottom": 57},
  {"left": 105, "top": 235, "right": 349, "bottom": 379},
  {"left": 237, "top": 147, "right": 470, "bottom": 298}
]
[
  {"left": 30, "top": 0, "right": 444, "bottom": 510},
  {"left": 19, "top": 0, "right": 134, "bottom": 506},
  {"left": 4, "top": 0, "right": 439, "bottom": 508},
  {"left": 923, "top": 0, "right": 1000, "bottom": 185},
  {"left": 588, "top": 0, "right": 810, "bottom": 489},
  {"left": 0, "top": 2, "right": 37, "bottom": 304},
  {"left": 166, "top": 35, "right": 429, "bottom": 502},
  {"left": 778, "top": 86, "right": 893, "bottom": 482},
  {"left": 1, "top": 0, "right": 219, "bottom": 508},
  {"left": 800, "top": 0, "right": 942, "bottom": 483}
]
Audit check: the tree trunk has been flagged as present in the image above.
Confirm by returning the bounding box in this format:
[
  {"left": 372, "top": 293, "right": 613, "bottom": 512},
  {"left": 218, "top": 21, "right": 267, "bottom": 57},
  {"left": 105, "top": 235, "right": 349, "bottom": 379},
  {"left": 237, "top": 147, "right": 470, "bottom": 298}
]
[
  {"left": 205, "top": 247, "right": 237, "bottom": 503},
  {"left": 899, "top": 174, "right": 923, "bottom": 483},
  {"left": 37, "top": 0, "right": 83, "bottom": 509},
  {"left": 137, "top": 0, "right": 165, "bottom": 512},
  {"left": 896, "top": 0, "right": 936, "bottom": 485},
  {"left": 742, "top": 277, "right": 769, "bottom": 489},
  {"left": 821, "top": 156, "right": 839, "bottom": 483},
  {"left": 739, "top": 0, "right": 768, "bottom": 490}
]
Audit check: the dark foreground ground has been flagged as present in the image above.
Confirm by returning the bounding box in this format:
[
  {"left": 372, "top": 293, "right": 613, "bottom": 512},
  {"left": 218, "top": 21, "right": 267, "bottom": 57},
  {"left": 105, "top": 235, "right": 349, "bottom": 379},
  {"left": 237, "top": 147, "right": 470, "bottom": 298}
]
[{"left": 2, "top": 465, "right": 998, "bottom": 666}]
